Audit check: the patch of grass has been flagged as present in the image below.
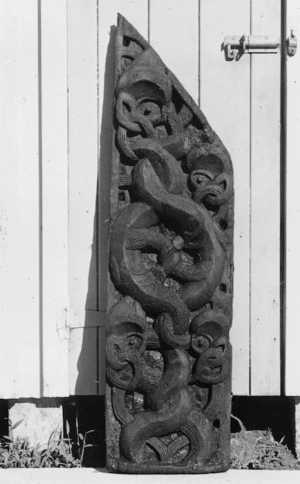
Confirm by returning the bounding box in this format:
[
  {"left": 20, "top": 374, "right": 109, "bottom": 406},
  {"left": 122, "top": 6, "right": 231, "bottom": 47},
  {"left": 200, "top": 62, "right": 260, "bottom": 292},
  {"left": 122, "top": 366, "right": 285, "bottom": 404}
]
[
  {"left": 2, "top": 411, "right": 299, "bottom": 469},
  {"left": 0, "top": 436, "right": 81, "bottom": 468},
  {"left": 0, "top": 418, "right": 81, "bottom": 468},
  {"left": 231, "top": 415, "right": 300, "bottom": 470}
]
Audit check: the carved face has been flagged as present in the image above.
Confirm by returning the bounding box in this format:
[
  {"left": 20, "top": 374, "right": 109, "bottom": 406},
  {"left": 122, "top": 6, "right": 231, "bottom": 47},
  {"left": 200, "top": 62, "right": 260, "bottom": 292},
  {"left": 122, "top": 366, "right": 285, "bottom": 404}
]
[
  {"left": 106, "top": 301, "right": 147, "bottom": 366},
  {"left": 110, "top": 323, "right": 146, "bottom": 355},
  {"left": 116, "top": 48, "right": 173, "bottom": 106},
  {"left": 190, "top": 310, "right": 230, "bottom": 386},
  {"left": 188, "top": 152, "right": 233, "bottom": 209}
]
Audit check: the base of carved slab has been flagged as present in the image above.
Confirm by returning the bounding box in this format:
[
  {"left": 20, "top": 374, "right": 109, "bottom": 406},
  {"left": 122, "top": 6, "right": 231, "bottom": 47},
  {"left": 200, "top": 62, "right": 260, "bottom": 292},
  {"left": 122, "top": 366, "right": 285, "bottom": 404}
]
[
  {"left": 106, "top": 383, "right": 232, "bottom": 474},
  {"left": 114, "top": 462, "right": 230, "bottom": 474}
]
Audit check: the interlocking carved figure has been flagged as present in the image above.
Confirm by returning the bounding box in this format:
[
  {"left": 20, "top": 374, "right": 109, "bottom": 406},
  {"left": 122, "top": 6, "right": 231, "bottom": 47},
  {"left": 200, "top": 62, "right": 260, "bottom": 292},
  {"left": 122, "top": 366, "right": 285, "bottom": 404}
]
[{"left": 106, "top": 14, "right": 234, "bottom": 474}]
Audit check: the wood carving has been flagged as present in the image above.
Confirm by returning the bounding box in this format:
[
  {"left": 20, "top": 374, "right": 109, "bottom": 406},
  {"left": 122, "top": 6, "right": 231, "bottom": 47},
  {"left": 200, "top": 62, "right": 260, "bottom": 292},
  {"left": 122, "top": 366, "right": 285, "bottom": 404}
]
[{"left": 106, "top": 14, "right": 234, "bottom": 474}]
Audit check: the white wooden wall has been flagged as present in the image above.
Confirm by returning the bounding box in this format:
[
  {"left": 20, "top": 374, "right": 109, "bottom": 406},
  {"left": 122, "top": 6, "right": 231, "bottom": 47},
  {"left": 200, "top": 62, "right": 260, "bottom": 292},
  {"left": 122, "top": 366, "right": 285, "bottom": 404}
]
[
  {"left": 286, "top": 0, "right": 300, "bottom": 396},
  {"left": 0, "top": 0, "right": 298, "bottom": 398}
]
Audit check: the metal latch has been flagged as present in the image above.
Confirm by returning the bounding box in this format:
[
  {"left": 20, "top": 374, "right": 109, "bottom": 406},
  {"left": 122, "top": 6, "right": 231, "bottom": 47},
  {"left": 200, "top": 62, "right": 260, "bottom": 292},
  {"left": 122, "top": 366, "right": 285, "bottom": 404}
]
[
  {"left": 287, "top": 30, "right": 297, "bottom": 57},
  {"left": 223, "top": 34, "right": 280, "bottom": 60}
]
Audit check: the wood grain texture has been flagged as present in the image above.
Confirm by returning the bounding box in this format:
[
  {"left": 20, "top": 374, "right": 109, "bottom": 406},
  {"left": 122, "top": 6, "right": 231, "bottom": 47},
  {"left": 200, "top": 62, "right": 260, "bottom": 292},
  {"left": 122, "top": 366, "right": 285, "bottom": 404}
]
[
  {"left": 285, "top": 0, "right": 300, "bottom": 395},
  {"left": 200, "top": 0, "right": 251, "bottom": 395},
  {"left": 250, "top": 0, "right": 281, "bottom": 395},
  {"left": 106, "top": 15, "right": 233, "bottom": 471}
]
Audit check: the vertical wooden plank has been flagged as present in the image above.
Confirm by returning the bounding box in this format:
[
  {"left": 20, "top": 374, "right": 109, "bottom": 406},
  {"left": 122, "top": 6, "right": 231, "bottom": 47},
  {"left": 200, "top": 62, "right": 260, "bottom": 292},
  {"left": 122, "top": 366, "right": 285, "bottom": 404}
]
[
  {"left": 0, "top": 0, "right": 40, "bottom": 398},
  {"left": 69, "top": 328, "right": 98, "bottom": 395},
  {"left": 0, "top": 2, "right": 20, "bottom": 398},
  {"left": 17, "top": 0, "right": 40, "bottom": 397},
  {"left": 68, "top": 0, "right": 98, "bottom": 326},
  {"left": 286, "top": 0, "right": 300, "bottom": 395},
  {"left": 250, "top": 0, "right": 281, "bottom": 395},
  {"left": 98, "top": 0, "right": 148, "bottom": 395},
  {"left": 150, "top": 0, "right": 198, "bottom": 102},
  {"left": 200, "top": 0, "right": 251, "bottom": 395},
  {"left": 41, "top": 0, "right": 69, "bottom": 396},
  {"left": 67, "top": 0, "right": 99, "bottom": 395},
  {"left": 69, "top": 311, "right": 106, "bottom": 395}
]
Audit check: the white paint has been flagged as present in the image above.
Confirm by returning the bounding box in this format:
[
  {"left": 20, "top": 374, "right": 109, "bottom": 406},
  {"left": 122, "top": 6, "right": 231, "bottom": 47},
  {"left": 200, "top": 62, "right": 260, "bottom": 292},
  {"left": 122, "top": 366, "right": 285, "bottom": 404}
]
[
  {"left": 40, "top": 0, "right": 69, "bottom": 396},
  {"left": 150, "top": 0, "right": 199, "bottom": 102},
  {"left": 67, "top": 0, "right": 99, "bottom": 328},
  {"left": 250, "top": 0, "right": 281, "bottom": 395},
  {"left": 17, "top": 0, "right": 40, "bottom": 398},
  {"left": 67, "top": 0, "right": 101, "bottom": 395},
  {"left": 200, "top": 0, "right": 251, "bottom": 395},
  {"left": 0, "top": 1, "right": 21, "bottom": 398},
  {"left": 0, "top": 1, "right": 40, "bottom": 398},
  {"left": 0, "top": 0, "right": 290, "bottom": 398},
  {"left": 285, "top": 0, "right": 300, "bottom": 396}
]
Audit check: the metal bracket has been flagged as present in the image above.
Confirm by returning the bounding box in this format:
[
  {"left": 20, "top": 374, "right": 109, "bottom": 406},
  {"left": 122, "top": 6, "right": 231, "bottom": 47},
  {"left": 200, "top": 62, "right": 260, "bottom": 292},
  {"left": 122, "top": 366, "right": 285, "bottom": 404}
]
[
  {"left": 223, "top": 34, "right": 280, "bottom": 60},
  {"left": 287, "top": 30, "right": 297, "bottom": 57}
]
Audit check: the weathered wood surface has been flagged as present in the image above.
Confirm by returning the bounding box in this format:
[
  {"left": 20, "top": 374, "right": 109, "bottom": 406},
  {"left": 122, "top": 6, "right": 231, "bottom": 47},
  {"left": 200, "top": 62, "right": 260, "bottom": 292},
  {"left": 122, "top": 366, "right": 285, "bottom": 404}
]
[{"left": 106, "top": 15, "right": 234, "bottom": 473}]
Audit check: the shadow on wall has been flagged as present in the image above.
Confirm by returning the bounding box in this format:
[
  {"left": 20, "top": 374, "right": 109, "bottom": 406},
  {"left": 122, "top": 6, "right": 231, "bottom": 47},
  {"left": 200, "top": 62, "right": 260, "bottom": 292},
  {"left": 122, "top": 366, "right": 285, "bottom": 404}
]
[{"left": 75, "top": 26, "right": 117, "bottom": 396}]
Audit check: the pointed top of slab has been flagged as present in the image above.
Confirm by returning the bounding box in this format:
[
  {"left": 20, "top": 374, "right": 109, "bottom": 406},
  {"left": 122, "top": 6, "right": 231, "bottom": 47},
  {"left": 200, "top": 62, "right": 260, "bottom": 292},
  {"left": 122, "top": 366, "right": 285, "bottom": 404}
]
[
  {"left": 117, "top": 13, "right": 149, "bottom": 50},
  {"left": 115, "top": 14, "right": 211, "bottom": 133}
]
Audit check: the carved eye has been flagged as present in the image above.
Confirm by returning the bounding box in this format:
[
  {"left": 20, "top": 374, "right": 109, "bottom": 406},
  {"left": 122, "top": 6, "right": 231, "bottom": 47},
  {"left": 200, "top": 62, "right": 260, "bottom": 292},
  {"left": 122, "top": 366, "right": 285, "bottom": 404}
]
[
  {"left": 125, "top": 333, "right": 143, "bottom": 351},
  {"left": 191, "top": 334, "right": 213, "bottom": 355},
  {"left": 137, "top": 101, "right": 161, "bottom": 122},
  {"left": 190, "top": 170, "right": 213, "bottom": 190},
  {"left": 213, "top": 336, "right": 227, "bottom": 353},
  {"left": 122, "top": 100, "right": 132, "bottom": 113}
]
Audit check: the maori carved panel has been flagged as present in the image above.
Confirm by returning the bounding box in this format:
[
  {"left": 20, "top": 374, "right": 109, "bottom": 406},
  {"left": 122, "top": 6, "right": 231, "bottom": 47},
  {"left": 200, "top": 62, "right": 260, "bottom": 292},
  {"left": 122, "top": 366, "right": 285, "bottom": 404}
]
[{"left": 106, "top": 15, "right": 234, "bottom": 474}]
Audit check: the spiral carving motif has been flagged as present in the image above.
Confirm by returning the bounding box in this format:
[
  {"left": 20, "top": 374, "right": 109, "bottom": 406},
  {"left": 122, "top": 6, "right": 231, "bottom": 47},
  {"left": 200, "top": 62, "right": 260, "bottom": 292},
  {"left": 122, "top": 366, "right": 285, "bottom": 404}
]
[{"left": 106, "top": 15, "right": 234, "bottom": 474}]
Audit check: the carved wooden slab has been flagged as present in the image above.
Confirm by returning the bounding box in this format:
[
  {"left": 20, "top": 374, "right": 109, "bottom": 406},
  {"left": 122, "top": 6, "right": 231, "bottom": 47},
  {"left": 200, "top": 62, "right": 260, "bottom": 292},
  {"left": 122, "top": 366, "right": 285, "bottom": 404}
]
[{"left": 106, "top": 14, "right": 234, "bottom": 474}]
